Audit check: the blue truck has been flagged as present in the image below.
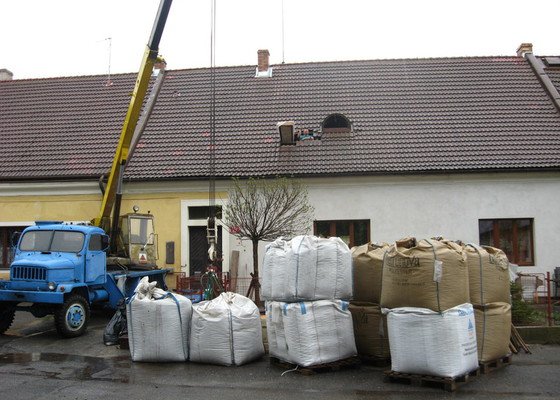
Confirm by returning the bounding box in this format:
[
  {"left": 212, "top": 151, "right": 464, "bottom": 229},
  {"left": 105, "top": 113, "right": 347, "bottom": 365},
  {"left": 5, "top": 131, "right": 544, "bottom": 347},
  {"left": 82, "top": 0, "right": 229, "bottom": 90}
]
[
  {"left": 0, "top": 0, "right": 175, "bottom": 338},
  {"left": 0, "top": 222, "right": 168, "bottom": 337}
]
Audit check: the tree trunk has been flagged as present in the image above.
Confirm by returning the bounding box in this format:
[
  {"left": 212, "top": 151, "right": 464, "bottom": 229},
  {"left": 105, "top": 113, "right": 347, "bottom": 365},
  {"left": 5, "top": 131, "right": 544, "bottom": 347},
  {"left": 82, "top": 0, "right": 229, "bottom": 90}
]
[{"left": 252, "top": 238, "right": 261, "bottom": 307}]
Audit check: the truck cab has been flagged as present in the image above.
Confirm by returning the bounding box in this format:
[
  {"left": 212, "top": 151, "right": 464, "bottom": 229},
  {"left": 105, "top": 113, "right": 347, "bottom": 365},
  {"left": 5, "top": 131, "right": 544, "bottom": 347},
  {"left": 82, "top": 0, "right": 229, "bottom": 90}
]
[
  {"left": 13, "top": 222, "right": 109, "bottom": 287},
  {"left": 0, "top": 222, "right": 110, "bottom": 337}
]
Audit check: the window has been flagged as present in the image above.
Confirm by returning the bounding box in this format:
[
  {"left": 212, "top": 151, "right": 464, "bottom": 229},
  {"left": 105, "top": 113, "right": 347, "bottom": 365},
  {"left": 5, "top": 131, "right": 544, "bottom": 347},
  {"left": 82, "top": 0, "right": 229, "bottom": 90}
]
[
  {"left": 128, "top": 217, "right": 155, "bottom": 245},
  {"left": 188, "top": 206, "right": 223, "bottom": 220},
  {"left": 322, "top": 114, "right": 352, "bottom": 133},
  {"left": 314, "top": 219, "right": 370, "bottom": 248},
  {"left": 479, "top": 218, "right": 534, "bottom": 266},
  {"left": 1, "top": 226, "right": 26, "bottom": 268},
  {"left": 88, "top": 234, "right": 107, "bottom": 252}
]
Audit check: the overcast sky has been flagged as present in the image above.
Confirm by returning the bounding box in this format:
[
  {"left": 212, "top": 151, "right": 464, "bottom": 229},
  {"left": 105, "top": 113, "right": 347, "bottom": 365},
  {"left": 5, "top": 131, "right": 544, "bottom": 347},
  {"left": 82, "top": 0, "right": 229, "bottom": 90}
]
[{"left": 2, "top": 0, "right": 559, "bottom": 80}]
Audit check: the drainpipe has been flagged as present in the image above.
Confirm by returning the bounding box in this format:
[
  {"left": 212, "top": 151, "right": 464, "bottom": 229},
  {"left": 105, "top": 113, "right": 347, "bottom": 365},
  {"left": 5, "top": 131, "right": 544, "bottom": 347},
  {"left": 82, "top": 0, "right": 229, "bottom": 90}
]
[{"left": 520, "top": 44, "right": 560, "bottom": 113}]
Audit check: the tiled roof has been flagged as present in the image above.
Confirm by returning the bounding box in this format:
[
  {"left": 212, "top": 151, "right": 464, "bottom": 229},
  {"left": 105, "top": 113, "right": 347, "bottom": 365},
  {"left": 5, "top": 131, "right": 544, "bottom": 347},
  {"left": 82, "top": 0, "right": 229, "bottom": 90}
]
[{"left": 1, "top": 55, "right": 560, "bottom": 181}]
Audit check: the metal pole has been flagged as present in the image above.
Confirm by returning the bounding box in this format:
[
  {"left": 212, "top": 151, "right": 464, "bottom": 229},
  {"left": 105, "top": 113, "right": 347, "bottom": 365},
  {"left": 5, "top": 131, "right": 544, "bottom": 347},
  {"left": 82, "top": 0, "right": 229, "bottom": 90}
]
[{"left": 547, "top": 272, "right": 553, "bottom": 326}]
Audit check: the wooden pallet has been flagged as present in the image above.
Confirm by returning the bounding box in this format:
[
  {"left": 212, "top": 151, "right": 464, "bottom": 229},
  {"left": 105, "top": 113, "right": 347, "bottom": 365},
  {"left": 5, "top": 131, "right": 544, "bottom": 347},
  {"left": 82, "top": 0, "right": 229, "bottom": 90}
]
[
  {"left": 358, "top": 355, "right": 391, "bottom": 367},
  {"left": 117, "top": 335, "right": 129, "bottom": 350},
  {"left": 479, "top": 354, "right": 512, "bottom": 374},
  {"left": 270, "top": 356, "right": 360, "bottom": 375},
  {"left": 383, "top": 369, "right": 479, "bottom": 392}
]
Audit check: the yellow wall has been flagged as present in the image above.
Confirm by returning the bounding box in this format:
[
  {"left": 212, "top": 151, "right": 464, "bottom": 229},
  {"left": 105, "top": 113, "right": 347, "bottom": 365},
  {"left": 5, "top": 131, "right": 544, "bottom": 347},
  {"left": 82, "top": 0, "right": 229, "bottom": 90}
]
[{"left": 0, "top": 190, "right": 213, "bottom": 288}]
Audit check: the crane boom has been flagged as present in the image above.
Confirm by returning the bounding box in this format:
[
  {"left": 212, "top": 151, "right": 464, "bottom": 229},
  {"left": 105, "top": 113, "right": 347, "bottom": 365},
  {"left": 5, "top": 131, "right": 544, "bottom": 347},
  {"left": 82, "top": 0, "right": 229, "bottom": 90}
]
[{"left": 93, "top": 0, "right": 173, "bottom": 230}]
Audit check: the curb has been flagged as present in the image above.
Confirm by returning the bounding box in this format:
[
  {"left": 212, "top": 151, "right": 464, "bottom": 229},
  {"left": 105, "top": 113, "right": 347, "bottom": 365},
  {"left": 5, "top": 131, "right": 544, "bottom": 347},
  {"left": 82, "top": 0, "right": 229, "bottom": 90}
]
[{"left": 516, "top": 326, "right": 560, "bottom": 345}]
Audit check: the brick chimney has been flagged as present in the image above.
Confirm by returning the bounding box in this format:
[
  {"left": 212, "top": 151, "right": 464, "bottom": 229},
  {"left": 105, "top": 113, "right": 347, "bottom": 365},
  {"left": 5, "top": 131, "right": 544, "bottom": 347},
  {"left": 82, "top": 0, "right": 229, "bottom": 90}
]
[
  {"left": 258, "top": 49, "right": 270, "bottom": 72},
  {"left": 517, "top": 43, "right": 533, "bottom": 57},
  {"left": 0, "top": 69, "right": 13, "bottom": 81},
  {"left": 256, "top": 49, "right": 272, "bottom": 78}
]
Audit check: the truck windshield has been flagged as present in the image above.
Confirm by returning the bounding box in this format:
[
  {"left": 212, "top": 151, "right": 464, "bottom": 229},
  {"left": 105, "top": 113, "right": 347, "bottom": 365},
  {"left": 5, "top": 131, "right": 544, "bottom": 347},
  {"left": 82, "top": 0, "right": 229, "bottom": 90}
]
[{"left": 19, "top": 230, "right": 85, "bottom": 253}]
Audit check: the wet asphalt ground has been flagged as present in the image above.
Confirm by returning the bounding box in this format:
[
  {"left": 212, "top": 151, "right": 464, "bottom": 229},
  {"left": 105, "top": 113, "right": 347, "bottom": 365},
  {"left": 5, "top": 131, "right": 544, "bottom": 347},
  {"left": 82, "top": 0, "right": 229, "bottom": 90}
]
[{"left": 1, "top": 310, "right": 559, "bottom": 400}]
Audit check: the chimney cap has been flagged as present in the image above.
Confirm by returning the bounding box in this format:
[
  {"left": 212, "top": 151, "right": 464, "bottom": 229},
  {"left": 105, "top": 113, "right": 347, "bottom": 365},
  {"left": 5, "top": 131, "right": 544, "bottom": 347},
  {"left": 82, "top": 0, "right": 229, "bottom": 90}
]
[{"left": 517, "top": 43, "right": 533, "bottom": 57}]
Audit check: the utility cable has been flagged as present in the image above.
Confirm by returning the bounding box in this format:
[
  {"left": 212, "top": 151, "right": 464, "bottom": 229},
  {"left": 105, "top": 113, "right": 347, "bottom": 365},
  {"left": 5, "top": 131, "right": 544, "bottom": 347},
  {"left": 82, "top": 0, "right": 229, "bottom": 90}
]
[{"left": 207, "top": 0, "right": 218, "bottom": 266}]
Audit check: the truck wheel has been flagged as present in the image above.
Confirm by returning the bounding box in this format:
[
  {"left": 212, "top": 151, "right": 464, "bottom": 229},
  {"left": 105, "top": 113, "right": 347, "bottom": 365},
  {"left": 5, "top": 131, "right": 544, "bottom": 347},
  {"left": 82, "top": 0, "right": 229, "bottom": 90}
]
[
  {"left": 0, "top": 305, "right": 16, "bottom": 334},
  {"left": 54, "top": 295, "right": 90, "bottom": 338}
]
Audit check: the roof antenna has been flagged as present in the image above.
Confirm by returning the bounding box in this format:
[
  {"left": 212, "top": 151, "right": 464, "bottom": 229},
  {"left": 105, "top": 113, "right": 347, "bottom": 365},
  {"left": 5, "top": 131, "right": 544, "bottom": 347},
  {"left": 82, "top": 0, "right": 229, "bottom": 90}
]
[
  {"left": 281, "top": 0, "right": 285, "bottom": 64},
  {"left": 104, "top": 37, "right": 113, "bottom": 86}
]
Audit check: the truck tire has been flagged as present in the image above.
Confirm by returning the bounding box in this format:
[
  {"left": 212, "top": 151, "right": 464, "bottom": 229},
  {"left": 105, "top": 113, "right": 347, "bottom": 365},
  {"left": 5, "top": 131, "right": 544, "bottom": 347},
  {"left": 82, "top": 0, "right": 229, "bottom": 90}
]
[
  {"left": 54, "top": 295, "right": 90, "bottom": 338},
  {"left": 0, "top": 305, "right": 16, "bottom": 334}
]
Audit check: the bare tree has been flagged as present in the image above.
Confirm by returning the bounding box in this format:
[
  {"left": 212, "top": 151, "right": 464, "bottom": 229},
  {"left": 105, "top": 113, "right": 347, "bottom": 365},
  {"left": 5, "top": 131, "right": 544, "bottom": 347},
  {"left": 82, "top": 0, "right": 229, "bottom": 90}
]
[{"left": 223, "top": 177, "right": 314, "bottom": 305}]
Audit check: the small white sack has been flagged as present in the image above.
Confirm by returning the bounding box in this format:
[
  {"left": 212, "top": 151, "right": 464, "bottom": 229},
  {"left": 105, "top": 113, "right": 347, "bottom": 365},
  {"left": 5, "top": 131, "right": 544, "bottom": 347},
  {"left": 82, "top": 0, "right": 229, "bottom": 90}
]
[
  {"left": 189, "top": 292, "right": 264, "bottom": 366},
  {"left": 133, "top": 276, "right": 167, "bottom": 300},
  {"left": 281, "top": 300, "right": 357, "bottom": 367},
  {"left": 386, "top": 303, "right": 478, "bottom": 378},
  {"left": 262, "top": 235, "right": 353, "bottom": 301},
  {"left": 127, "top": 290, "right": 192, "bottom": 362}
]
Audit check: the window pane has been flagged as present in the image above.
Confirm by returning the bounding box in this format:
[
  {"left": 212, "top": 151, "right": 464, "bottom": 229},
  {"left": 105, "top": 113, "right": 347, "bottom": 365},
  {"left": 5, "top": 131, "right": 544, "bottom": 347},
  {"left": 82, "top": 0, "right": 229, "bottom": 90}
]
[
  {"left": 516, "top": 219, "right": 533, "bottom": 264},
  {"left": 478, "top": 220, "right": 494, "bottom": 246},
  {"left": 129, "top": 217, "right": 154, "bottom": 244},
  {"left": 89, "top": 234, "right": 102, "bottom": 251},
  {"left": 315, "top": 221, "right": 331, "bottom": 238},
  {"left": 51, "top": 231, "right": 85, "bottom": 252},
  {"left": 498, "top": 220, "right": 514, "bottom": 260},
  {"left": 336, "top": 221, "right": 350, "bottom": 246},
  {"left": 354, "top": 221, "right": 369, "bottom": 246},
  {"left": 20, "top": 231, "right": 53, "bottom": 252}
]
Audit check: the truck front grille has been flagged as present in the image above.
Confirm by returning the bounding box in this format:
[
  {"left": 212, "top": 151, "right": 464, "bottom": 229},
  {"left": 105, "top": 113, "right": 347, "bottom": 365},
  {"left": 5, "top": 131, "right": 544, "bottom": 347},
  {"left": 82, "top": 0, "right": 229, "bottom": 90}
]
[{"left": 11, "top": 266, "right": 47, "bottom": 281}]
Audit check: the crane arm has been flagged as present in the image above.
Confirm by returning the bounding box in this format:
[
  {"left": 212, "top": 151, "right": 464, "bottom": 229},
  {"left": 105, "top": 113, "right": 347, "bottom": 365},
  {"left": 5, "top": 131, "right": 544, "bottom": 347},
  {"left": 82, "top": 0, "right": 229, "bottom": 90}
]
[{"left": 93, "top": 0, "right": 173, "bottom": 230}]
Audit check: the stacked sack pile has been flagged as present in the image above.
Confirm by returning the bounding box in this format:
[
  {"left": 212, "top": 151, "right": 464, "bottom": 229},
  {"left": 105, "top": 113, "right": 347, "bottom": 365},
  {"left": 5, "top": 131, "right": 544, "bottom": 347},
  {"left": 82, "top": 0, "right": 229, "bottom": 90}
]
[
  {"left": 350, "top": 242, "right": 391, "bottom": 363},
  {"left": 127, "top": 277, "right": 264, "bottom": 365},
  {"left": 464, "top": 244, "right": 512, "bottom": 363},
  {"left": 380, "top": 238, "right": 479, "bottom": 378},
  {"left": 262, "top": 235, "right": 357, "bottom": 367}
]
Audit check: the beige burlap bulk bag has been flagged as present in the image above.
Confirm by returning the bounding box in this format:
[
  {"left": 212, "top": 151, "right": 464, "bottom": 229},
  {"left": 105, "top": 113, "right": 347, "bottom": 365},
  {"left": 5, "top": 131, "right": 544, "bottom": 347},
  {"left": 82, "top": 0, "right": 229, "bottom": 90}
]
[
  {"left": 349, "top": 302, "right": 390, "bottom": 360},
  {"left": 380, "top": 237, "right": 469, "bottom": 312},
  {"left": 474, "top": 302, "right": 512, "bottom": 362},
  {"left": 465, "top": 244, "right": 510, "bottom": 305},
  {"left": 351, "top": 243, "right": 389, "bottom": 303}
]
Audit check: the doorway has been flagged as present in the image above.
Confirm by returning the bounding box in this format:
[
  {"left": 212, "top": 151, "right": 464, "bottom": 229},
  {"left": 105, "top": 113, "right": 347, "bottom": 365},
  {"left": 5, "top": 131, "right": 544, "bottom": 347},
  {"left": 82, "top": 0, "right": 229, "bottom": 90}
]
[{"left": 188, "top": 226, "right": 222, "bottom": 276}]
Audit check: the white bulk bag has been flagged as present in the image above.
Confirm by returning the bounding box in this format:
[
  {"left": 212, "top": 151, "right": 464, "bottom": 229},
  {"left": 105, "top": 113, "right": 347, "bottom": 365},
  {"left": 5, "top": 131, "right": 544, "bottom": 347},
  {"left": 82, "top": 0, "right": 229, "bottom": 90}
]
[
  {"left": 282, "top": 300, "right": 357, "bottom": 367},
  {"left": 265, "top": 301, "right": 290, "bottom": 362},
  {"left": 386, "top": 303, "right": 478, "bottom": 378},
  {"left": 261, "top": 239, "right": 290, "bottom": 301},
  {"left": 189, "top": 292, "right": 264, "bottom": 366},
  {"left": 127, "top": 291, "right": 192, "bottom": 362},
  {"left": 262, "top": 235, "right": 353, "bottom": 301}
]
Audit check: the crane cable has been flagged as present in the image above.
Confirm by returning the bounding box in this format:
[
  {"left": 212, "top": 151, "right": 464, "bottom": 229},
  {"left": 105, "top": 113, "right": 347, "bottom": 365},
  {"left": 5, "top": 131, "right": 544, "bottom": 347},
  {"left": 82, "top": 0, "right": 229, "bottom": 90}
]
[{"left": 207, "top": 0, "right": 218, "bottom": 265}]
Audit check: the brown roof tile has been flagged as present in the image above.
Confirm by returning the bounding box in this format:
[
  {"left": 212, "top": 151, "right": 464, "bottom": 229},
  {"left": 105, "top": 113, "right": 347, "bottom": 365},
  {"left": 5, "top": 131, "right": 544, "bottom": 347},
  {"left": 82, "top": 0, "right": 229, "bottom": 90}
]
[{"left": 1, "top": 56, "right": 560, "bottom": 181}]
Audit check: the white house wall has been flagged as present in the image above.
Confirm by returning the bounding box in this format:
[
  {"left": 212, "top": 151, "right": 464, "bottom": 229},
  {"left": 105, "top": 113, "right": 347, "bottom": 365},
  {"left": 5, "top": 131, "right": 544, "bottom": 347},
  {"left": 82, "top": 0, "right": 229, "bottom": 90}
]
[
  {"left": 303, "top": 172, "right": 560, "bottom": 275},
  {"left": 2, "top": 172, "right": 557, "bottom": 280},
  {"left": 226, "top": 172, "right": 559, "bottom": 279}
]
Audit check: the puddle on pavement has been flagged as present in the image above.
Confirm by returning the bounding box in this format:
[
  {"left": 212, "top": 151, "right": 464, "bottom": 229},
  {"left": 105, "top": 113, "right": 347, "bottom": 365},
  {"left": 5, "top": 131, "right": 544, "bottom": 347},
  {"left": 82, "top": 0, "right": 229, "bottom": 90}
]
[{"left": 0, "top": 352, "right": 133, "bottom": 382}]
